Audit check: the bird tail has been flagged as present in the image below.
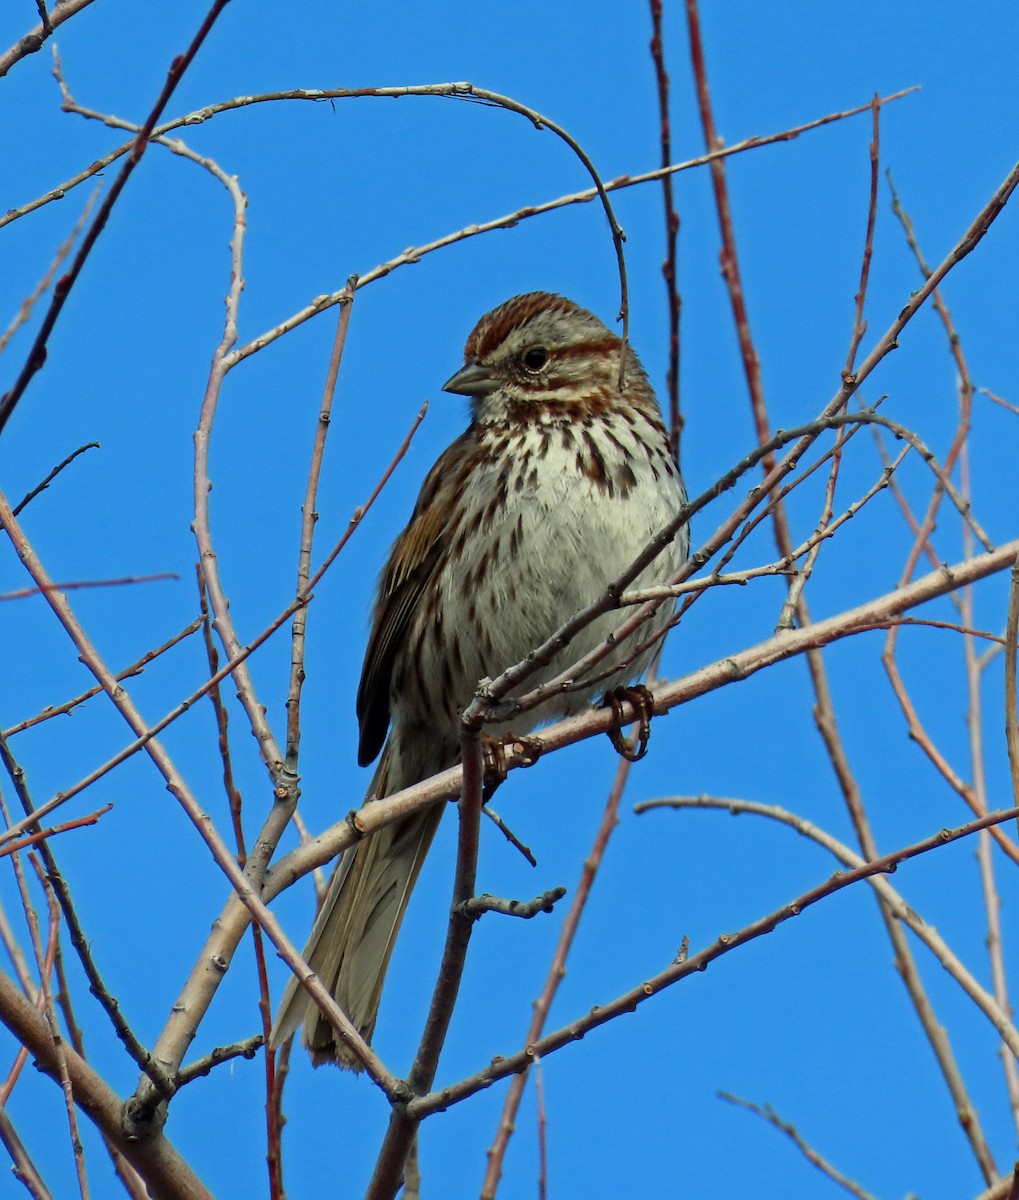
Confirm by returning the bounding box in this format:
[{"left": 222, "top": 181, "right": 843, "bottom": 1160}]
[{"left": 270, "top": 734, "right": 450, "bottom": 1069}]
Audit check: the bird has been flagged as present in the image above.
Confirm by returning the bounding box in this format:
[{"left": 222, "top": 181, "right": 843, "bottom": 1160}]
[{"left": 271, "top": 291, "right": 689, "bottom": 1067}]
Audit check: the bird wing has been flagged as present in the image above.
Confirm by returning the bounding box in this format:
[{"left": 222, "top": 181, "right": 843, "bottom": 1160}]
[{"left": 355, "top": 429, "right": 470, "bottom": 766}]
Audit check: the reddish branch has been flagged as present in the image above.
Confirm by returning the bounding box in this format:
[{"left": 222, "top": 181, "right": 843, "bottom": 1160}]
[
  {"left": 481, "top": 753, "right": 636, "bottom": 1198},
  {"left": 408, "top": 801, "right": 1019, "bottom": 1118},
  {"left": 0, "top": 804, "right": 112, "bottom": 860},
  {"left": 682, "top": 1, "right": 1012, "bottom": 1179},
  {"left": 649, "top": 0, "right": 683, "bottom": 458}
]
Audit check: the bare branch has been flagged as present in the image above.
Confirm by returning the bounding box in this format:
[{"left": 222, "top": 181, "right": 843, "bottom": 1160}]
[
  {"left": 0, "top": 573, "right": 177, "bottom": 603},
  {"left": 0, "top": 972, "right": 213, "bottom": 1199},
  {"left": 842, "top": 96, "right": 882, "bottom": 377},
  {"left": 0, "top": 0, "right": 233, "bottom": 432},
  {"left": 286, "top": 281, "right": 358, "bottom": 771},
  {"left": 264, "top": 535, "right": 1019, "bottom": 898},
  {"left": 0, "top": 1104, "right": 54, "bottom": 1200},
  {"left": 481, "top": 753, "right": 635, "bottom": 1199},
  {"left": 0, "top": 804, "right": 112, "bottom": 860},
  {"left": 176, "top": 1037, "right": 264, "bottom": 1088},
  {"left": 1006, "top": 556, "right": 1019, "bottom": 812},
  {"left": 10, "top": 442, "right": 100, "bottom": 517},
  {"left": 0, "top": 0, "right": 96, "bottom": 78},
  {"left": 636, "top": 795, "right": 1019, "bottom": 1058},
  {"left": 455, "top": 888, "right": 566, "bottom": 922},
  {"left": 719, "top": 1093, "right": 880, "bottom": 1200},
  {"left": 0, "top": 733, "right": 174, "bottom": 1099},
  {"left": 410, "top": 800, "right": 1019, "bottom": 1119},
  {"left": 481, "top": 805, "right": 537, "bottom": 868},
  {"left": 364, "top": 725, "right": 487, "bottom": 1200},
  {"left": 2, "top": 616, "right": 202, "bottom": 739},
  {"left": 0, "top": 193, "right": 98, "bottom": 357},
  {"left": 648, "top": 0, "right": 683, "bottom": 459}
]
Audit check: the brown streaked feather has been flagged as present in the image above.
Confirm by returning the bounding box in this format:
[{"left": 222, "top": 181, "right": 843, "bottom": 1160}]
[
  {"left": 355, "top": 430, "right": 473, "bottom": 765},
  {"left": 274, "top": 290, "right": 689, "bottom": 1071}
]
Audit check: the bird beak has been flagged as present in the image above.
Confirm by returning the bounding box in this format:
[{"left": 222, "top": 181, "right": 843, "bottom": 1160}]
[{"left": 442, "top": 361, "right": 500, "bottom": 398}]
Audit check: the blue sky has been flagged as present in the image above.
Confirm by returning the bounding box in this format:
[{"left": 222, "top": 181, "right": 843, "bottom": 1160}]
[{"left": 2, "top": 2, "right": 1018, "bottom": 1198}]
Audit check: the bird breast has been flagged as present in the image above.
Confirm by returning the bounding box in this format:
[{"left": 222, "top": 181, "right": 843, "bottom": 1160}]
[{"left": 389, "top": 408, "right": 688, "bottom": 740}]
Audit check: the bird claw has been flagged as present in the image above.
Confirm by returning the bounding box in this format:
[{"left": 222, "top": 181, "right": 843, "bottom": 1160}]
[
  {"left": 481, "top": 733, "right": 543, "bottom": 801},
  {"left": 603, "top": 684, "right": 655, "bottom": 762}
]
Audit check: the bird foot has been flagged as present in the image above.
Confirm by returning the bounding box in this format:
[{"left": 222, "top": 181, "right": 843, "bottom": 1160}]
[
  {"left": 480, "top": 733, "right": 543, "bottom": 801},
  {"left": 602, "top": 684, "right": 655, "bottom": 762}
]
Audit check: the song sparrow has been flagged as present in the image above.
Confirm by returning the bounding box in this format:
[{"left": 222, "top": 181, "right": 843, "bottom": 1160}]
[{"left": 272, "top": 291, "right": 689, "bottom": 1067}]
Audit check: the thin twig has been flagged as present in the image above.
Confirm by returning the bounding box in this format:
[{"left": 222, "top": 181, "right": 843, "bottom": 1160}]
[
  {"left": 0, "top": 733, "right": 175, "bottom": 1099},
  {"left": 0, "top": 1104, "right": 54, "bottom": 1200},
  {"left": 3, "top": 84, "right": 917, "bottom": 235},
  {"left": 0, "top": 572, "right": 177, "bottom": 602},
  {"left": 719, "top": 1093, "right": 880, "bottom": 1200},
  {"left": 410, "top": 800, "right": 1019, "bottom": 1120},
  {"left": 842, "top": 96, "right": 882, "bottom": 377},
  {"left": 883, "top": 641, "right": 1019, "bottom": 867},
  {"left": 663, "top": 410, "right": 879, "bottom": 613},
  {"left": 872, "top": 426, "right": 955, "bottom": 587},
  {"left": 196, "top": 568, "right": 246, "bottom": 863},
  {"left": 456, "top": 888, "right": 566, "bottom": 922},
  {"left": 980, "top": 386, "right": 1019, "bottom": 418},
  {"left": 681, "top": 12, "right": 1004, "bottom": 1181},
  {"left": 403, "top": 1137, "right": 421, "bottom": 1200},
  {"left": 10, "top": 442, "right": 100, "bottom": 516},
  {"left": 2, "top": 615, "right": 202, "bottom": 738},
  {"left": 481, "top": 753, "right": 635, "bottom": 1199},
  {"left": 195, "top": 560, "right": 283, "bottom": 1192},
  {"left": 267, "top": 1038, "right": 291, "bottom": 1200},
  {"left": 774, "top": 94, "right": 882, "bottom": 631},
  {"left": 0, "top": 0, "right": 96, "bottom": 78},
  {"left": 535, "top": 1055, "right": 548, "bottom": 1200},
  {"left": 0, "top": 892, "right": 36, "bottom": 1001},
  {"left": 636, "top": 795, "right": 1019, "bottom": 1058},
  {"left": 290, "top": 808, "right": 327, "bottom": 898},
  {"left": 958, "top": 363, "right": 1019, "bottom": 1129},
  {"left": 33, "top": 0, "right": 52, "bottom": 36},
  {"left": 176, "top": 1037, "right": 264, "bottom": 1087},
  {"left": 482, "top": 805, "right": 537, "bottom": 867},
  {"left": 882, "top": 174, "right": 1014, "bottom": 872},
  {"left": 285, "top": 281, "right": 357, "bottom": 771},
  {"left": 27, "top": 856, "right": 90, "bottom": 1200},
  {"left": 0, "top": 804, "right": 113, "bottom": 860},
  {"left": 773, "top": 423, "right": 847, "bottom": 633},
  {"left": 1006, "top": 556, "right": 1019, "bottom": 814},
  {"left": 885, "top": 170, "right": 975, "bottom": 594},
  {"left": 648, "top": 0, "right": 683, "bottom": 460},
  {"left": 624, "top": 440, "right": 906, "bottom": 606},
  {"left": 1, "top": 190, "right": 98, "bottom": 356},
  {"left": 0, "top": 0, "right": 232, "bottom": 432}
]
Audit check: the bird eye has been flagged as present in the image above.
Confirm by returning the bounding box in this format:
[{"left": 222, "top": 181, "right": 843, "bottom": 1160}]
[{"left": 522, "top": 346, "right": 548, "bottom": 372}]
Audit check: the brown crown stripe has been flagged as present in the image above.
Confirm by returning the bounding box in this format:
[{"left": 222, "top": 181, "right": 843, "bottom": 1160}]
[{"left": 466, "top": 291, "right": 591, "bottom": 360}]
